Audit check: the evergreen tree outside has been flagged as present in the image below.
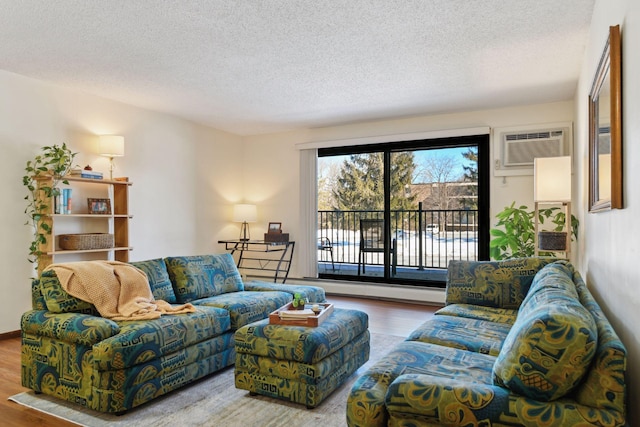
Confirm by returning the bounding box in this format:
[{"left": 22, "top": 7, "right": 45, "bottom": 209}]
[
  {"left": 331, "top": 152, "right": 417, "bottom": 212},
  {"left": 332, "top": 153, "right": 383, "bottom": 211},
  {"left": 461, "top": 147, "right": 479, "bottom": 209},
  {"left": 390, "top": 152, "right": 418, "bottom": 211},
  {"left": 462, "top": 147, "right": 478, "bottom": 181},
  {"left": 322, "top": 147, "right": 478, "bottom": 213}
]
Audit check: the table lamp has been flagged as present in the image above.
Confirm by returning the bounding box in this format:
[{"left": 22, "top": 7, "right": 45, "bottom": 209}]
[
  {"left": 233, "top": 204, "right": 257, "bottom": 241},
  {"left": 99, "top": 135, "right": 125, "bottom": 180}
]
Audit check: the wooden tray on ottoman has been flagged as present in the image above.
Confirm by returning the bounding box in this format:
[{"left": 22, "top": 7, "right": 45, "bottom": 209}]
[{"left": 269, "top": 303, "right": 334, "bottom": 327}]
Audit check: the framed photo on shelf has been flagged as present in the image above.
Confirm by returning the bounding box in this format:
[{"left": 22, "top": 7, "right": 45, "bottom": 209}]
[
  {"left": 268, "top": 222, "right": 282, "bottom": 233},
  {"left": 88, "top": 198, "right": 111, "bottom": 214}
]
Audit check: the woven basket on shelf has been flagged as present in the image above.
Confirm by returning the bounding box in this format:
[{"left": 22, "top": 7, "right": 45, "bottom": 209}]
[
  {"left": 58, "top": 233, "right": 114, "bottom": 250},
  {"left": 538, "top": 231, "right": 568, "bottom": 251}
]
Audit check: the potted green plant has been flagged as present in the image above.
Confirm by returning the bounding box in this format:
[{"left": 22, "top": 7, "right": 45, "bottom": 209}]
[
  {"left": 489, "top": 202, "right": 578, "bottom": 260},
  {"left": 291, "top": 293, "right": 308, "bottom": 310},
  {"left": 23, "top": 143, "right": 77, "bottom": 270}
]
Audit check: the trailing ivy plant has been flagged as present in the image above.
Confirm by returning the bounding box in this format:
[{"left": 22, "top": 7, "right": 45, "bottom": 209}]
[
  {"left": 23, "top": 143, "right": 77, "bottom": 268},
  {"left": 489, "top": 202, "right": 579, "bottom": 260}
]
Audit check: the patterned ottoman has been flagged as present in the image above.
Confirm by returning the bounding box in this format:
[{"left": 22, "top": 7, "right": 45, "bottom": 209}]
[{"left": 234, "top": 308, "right": 370, "bottom": 408}]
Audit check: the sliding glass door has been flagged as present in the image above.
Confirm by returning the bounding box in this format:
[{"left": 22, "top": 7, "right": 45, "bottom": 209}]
[{"left": 317, "top": 134, "right": 489, "bottom": 287}]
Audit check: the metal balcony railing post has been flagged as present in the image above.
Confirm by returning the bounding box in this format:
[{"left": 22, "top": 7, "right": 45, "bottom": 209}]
[{"left": 418, "top": 202, "right": 424, "bottom": 270}]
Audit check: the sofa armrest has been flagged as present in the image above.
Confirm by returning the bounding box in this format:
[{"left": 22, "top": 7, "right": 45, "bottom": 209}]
[
  {"left": 385, "top": 374, "right": 509, "bottom": 424},
  {"left": 21, "top": 310, "right": 120, "bottom": 346}
]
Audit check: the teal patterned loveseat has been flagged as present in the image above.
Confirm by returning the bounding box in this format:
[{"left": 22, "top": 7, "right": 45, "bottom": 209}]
[
  {"left": 21, "top": 253, "right": 325, "bottom": 413},
  {"left": 347, "top": 258, "right": 627, "bottom": 426}
]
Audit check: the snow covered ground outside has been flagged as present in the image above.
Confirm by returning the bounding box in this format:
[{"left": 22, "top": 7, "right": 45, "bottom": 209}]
[{"left": 318, "top": 228, "right": 478, "bottom": 269}]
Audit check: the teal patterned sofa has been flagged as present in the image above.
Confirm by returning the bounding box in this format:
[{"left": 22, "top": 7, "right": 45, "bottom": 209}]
[
  {"left": 347, "top": 258, "right": 627, "bottom": 427},
  {"left": 21, "top": 253, "right": 325, "bottom": 413}
]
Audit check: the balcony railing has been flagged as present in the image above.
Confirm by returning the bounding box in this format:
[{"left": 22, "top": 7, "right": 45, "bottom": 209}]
[{"left": 318, "top": 206, "right": 478, "bottom": 272}]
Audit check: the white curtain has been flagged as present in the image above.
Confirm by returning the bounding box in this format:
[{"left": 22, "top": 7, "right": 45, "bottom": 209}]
[{"left": 298, "top": 148, "right": 318, "bottom": 278}]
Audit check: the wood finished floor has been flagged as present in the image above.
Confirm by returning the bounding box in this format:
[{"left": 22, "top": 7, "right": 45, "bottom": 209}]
[{"left": 0, "top": 295, "right": 439, "bottom": 427}]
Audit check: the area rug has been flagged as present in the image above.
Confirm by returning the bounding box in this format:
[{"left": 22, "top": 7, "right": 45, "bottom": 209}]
[{"left": 9, "top": 332, "right": 404, "bottom": 427}]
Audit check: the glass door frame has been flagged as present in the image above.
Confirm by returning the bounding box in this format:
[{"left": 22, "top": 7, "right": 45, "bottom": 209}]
[{"left": 318, "top": 133, "right": 490, "bottom": 287}]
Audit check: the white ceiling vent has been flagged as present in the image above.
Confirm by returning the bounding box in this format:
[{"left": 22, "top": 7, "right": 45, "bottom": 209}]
[{"left": 493, "top": 123, "right": 572, "bottom": 176}]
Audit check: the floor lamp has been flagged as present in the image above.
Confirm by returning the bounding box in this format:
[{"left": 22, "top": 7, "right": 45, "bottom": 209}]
[{"left": 534, "top": 156, "right": 572, "bottom": 256}]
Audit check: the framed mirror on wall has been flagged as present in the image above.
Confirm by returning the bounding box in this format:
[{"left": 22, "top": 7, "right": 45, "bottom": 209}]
[{"left": 589, "top": 25, "right": 622, "bottom": 212}]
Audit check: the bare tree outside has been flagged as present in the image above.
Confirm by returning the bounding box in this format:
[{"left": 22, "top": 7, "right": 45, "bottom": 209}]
[
  {"left": 318, "top": 158, "right": 342, "bottom": 211},
  {"left": 414, "top": 154, "right": 463, "bottom": 210}
]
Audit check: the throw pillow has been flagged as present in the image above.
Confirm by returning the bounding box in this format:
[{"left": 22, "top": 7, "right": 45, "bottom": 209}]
[
  {"left": 492, "top": 295, "right": 598, "bottom": 401},
  {"left": 130, "top": 258, "right": 177, "bottom": 303},
  {"left": 165, "top": 253, "right": 244, "bottom": 303},
  {"left": 40, "top": 269, "right": 97, "bottom": 314},
  {"left": 518, "top": 261, "right": 578, "bottom": 319},
  {"left": 446, "top": 258, "right": 552, "bottom": 308}
]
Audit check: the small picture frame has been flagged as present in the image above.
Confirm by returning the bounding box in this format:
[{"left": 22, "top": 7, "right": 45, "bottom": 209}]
[
  {"left": 268, "top": 222, "right": 282, "bottom": 233},
  {"left": 88, "top": 198, "right": 111, "bottom": 214}
]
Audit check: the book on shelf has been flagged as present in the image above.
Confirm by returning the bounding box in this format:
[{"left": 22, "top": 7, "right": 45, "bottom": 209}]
[
  {"left": 54, "top": 194, "right": 62, "bottom": 214},
  {"left": 61, "top": 188, "right": 72, "bottom": 214},
  {"left": 279, "top": 309, "right": 315, "bottom": 319},
  {"left": 81, "top": 171, "right": 104, "bottom": 179}
]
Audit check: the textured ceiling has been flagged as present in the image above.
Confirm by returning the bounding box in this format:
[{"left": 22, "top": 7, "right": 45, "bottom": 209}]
[{"left": 0, "top": 1, "right": 595, "bottom": 135}]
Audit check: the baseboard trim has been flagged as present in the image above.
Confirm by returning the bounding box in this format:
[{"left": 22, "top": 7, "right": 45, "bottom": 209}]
[{"left": 0, "top": 330, "right": 21, "bottom": 340}]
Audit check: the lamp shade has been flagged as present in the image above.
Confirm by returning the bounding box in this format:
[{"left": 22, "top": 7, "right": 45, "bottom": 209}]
[
  {"left": 534, "top": 156, "right": 572, "bottom": 202},
  {"left": 98, "top": 135, "right": 125, "bottom": 157},
  {"left": 233, "top": 204, "right": 257, "bottom": 223}
]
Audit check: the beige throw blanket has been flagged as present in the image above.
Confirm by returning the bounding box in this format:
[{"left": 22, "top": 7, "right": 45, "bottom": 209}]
[{"left": 47, "top": 261, "right": 195, "bottom": 321}]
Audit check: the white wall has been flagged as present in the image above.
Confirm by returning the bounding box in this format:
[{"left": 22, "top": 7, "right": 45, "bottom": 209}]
[
  {"left": 0, "top": 70, "right": 243, "bottom": 333},
  {"left": 576, "top": 0, "right": 639, "bottom": 424},
  {"left": 243, "top": 101, "right": 575, "bottom": 279}
]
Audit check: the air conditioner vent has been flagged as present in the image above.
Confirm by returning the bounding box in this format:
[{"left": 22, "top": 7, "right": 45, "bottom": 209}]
[
  {"left": 493, "top": 123, "right": 572, "bottom": 176},
  {"left": 506, "top": 130, "right": 563, "bottom": 141},
  {"left": 505, "top": 135, "right": 564, "bottom": 167}
]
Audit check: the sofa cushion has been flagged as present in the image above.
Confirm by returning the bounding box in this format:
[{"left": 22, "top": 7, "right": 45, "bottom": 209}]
[
  {"left": 165, "top": 254, "right": 244, "bottom": 303},
  {"left": 130, "top": 258, "right": 177, "bottom": 303},
  {"left": 408, "top": 315, "right": 511, "bottom": 356},
  {"left": 92, "top": 305, "right": 231, "bottom": 371},
  {"left": 194, "top": 290, "right": 291, "bottom": 329},
  {"left": 435, "top": 304, "right": 518, "bottom": 325},
  {"left": 492, "top": 268, "right": 598, "bottom": 401},
  {"left": 39, "top": 269, "right": 97, "bottom": 314},
  {"left": 518, "top": 261, "right": 578, "bottom": 318},
  {"left": 243, "top": 280, "right": 327, "bottom": 303},
  {"left": 446, "top": 258, "right": 552, "bottom": 308}
]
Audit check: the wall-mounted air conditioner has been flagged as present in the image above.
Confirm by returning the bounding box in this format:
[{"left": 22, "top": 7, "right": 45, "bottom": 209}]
[{"left": 493, "top": 122, "right": 573, "bottom": 176}]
